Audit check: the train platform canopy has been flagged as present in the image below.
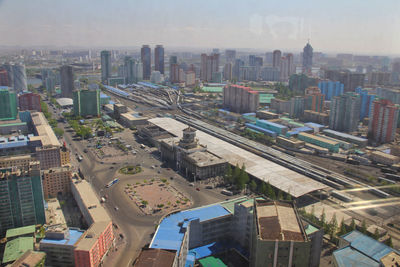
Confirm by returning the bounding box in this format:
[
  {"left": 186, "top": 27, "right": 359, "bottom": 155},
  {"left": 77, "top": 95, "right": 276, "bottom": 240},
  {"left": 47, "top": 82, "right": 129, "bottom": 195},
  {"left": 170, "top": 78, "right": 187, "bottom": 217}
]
[{"left": 149, "top": 117, "right": 326, "bottom": 198}]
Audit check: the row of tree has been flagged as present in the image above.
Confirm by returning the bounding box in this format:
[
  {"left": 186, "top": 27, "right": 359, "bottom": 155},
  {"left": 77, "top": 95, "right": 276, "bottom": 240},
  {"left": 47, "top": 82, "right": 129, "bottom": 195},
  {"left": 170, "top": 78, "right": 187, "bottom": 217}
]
[{"left": 224, "top": 164, "right": 292, "bottom": 201}]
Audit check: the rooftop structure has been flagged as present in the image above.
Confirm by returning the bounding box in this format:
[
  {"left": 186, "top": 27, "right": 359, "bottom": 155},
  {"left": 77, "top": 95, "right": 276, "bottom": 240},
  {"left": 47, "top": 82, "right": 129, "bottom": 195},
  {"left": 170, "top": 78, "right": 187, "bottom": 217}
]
[
  {"left": 254, "top": 200, "right": 304, "bottom": 242},
  {"left": 333, "top": 230, "right": 400, "bottom": 267},
  {"left": 149, "top": 118, "right": 326, "bottom": 197},
  {"left": 133, "top": 248, "right": 176, "bottom": 267},
  {"left": 322, "top": 129, "right": 367, "bottom": 147},
  {"left": 56, "top": 97, "right": 73, "bottom": 107},
  {"left": 6, "top": 225, "right": 35, "bottom": 240},
  {"left": 3, "top": 237, "right": 34, "bottom": 264},
  {"left": 9, "top": 250, "right": 46, "bottom": 267}
]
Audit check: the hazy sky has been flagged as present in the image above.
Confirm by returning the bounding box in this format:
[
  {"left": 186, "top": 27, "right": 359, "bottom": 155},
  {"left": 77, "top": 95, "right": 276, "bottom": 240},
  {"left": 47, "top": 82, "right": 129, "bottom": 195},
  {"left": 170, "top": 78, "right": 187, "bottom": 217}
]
[{"left": 0, "top": 0, "right": 399, "bottom": 55}]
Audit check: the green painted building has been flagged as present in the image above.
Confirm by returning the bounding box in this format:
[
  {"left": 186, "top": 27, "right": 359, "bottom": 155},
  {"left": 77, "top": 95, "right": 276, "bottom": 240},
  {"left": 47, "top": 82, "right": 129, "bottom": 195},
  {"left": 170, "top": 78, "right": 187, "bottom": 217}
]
[
  {"left": 0, "top": 165, "right": 45, "bottom": 235},
  {"left": 298, "top": 132, "right": 340, "bottom": 153},
  {"left": 0, "top": 88, "right": 17, "bottom": 121},
  {"left": 73, "top": 89, "right": 101, "bottom": 117}
]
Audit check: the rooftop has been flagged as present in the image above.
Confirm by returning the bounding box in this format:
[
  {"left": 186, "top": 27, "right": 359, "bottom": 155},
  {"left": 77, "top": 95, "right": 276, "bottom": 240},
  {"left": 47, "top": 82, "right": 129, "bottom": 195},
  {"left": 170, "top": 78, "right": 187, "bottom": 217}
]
[
  {"left": 380, "top": 251, "right": 400, "bottom": 267},
  {"left": 150, "top": 200, "right": 239, "bottom": 253},
  {"left": 40, "top": 228, "right": 84, "bottom": 246},
  {"left": 186, "top": 151, "right": 226, "bottom": 167},
  {"left": 198, "top": 256, "right": 227, "bottom": 267},
  {"left": 9, "top": 250, "right": 46, "bottom": 267},
  {"left": 150, "top": 118, "right": 325, "bottom": 197},
  {"left": 3, "top": 237, "right": 34, "bottom": 264},
  {"left": 6, "top": 225, "right": 35, "bottom": 239},
  {"left": 72, "top": 180, "right": 111, "bottom": 223},
  {"left": 56, "top": 98, "right": 73, "bottom": 107},
  {"left": 255, "top": 200, "right": 305, "bottom": 242},
  {"left": 75, "top": 221, "right": 111, "bottom": 251},
  {"left": 299, "top": 132, "right": 339, "bottom": 146},
  {"left": 133, "top": 249, "right": 177, "bottom": 267},
  {"left": 371, "top": 151, "right": 399, "bottom": 160},
  {"left": 333, "top": 246, "right": 379, "bottom": 267},
  {"left": 322, "top": 129, "right": 367, "bottom": 142}
]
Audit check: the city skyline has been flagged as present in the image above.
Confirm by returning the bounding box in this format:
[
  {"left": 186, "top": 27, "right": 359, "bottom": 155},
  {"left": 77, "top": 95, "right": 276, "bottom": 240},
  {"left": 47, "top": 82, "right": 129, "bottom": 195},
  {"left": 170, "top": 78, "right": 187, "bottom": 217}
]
[{"left": 0, "top": 0, "right": 399, "bottom": 55}]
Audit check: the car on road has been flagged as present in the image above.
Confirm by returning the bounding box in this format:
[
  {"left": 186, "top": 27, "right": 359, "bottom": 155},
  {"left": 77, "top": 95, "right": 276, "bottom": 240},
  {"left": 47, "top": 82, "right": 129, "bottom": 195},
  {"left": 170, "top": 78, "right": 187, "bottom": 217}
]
[
  {"left": 100, "top": 161, "right": 104, "bottom": 164},
  {"left": 112, "top": 162, "right": 117, "bottom": 165},
  {"left": 205, "top": 185, "right": 213, "bottom": 189},
  {"left": 109, "top": 166, "right": 114, "bottom": 169},
  {"left": 114, "top": 206, "right": 119, "bottom": 211},
  {"left": 189, "top": 183, "right": 194, "bottom": 187},
  {"left": 119, "top": 233, "right": 124, "bottom": 239},
  {"left": 83, "top": 149, "right": 88, "bottom": 153},
  {"left": 170, "top": 176, "right": 174, "bottom": 180},
  {"left": 196, "top": 188, "right": 200, "bottom": 191}
]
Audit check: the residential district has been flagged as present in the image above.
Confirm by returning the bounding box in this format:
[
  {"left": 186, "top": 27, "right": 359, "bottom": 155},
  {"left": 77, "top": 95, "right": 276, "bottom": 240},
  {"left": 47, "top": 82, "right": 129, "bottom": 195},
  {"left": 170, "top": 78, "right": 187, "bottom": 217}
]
[{"left": 0, "top": 44, "right": 399, "bottom": 267}]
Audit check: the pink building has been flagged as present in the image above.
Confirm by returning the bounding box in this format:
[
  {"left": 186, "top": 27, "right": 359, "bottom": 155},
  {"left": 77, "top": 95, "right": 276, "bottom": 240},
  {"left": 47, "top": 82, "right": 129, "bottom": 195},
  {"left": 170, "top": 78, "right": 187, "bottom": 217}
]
[{"left": 19, "top": 92, "right": 41, "bottom": 111}]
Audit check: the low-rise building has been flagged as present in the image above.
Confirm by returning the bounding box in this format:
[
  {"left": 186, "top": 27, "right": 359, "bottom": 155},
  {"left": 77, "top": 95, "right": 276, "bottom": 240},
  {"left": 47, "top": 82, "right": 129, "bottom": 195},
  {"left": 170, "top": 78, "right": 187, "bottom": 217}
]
[
  {"left": 298, "top": 132, "right": 340, "bottom": 153},
  {"left": 256, "top": 110, "right": 279, "bottom": 120},
  {"left": 133, "top": 248, "right": 177, "bottom": 267},
  {"left": 370, "top": 151, "right": 400, "bottom": 165},
  {"left": 159, "top": 127, "right": 227, "bottom": 180},
  {"left": 323, "top": 129, "right": 368, "bottom": 148},
  {"left": 9, "top": 250, "right": 46, "bottom": 267},
  {"left": 6, "top": 225, "right": 36, "bottom": 241},
  {"left": 3, "top": 237, "right": 34, "bottom": 265},
  {"left": 276, "top": 136, "right": 305, "bottom": 149}
]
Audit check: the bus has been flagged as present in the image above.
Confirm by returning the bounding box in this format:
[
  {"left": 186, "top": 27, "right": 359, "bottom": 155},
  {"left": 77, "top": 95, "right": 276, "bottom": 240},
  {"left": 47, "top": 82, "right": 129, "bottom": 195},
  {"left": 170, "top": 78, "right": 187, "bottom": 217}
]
[
  {"left": 221, "top": 189, "right": 233, "bottom": 196},
  {"left": 105, "top": 178, "right": 119, "bottom": 188}
]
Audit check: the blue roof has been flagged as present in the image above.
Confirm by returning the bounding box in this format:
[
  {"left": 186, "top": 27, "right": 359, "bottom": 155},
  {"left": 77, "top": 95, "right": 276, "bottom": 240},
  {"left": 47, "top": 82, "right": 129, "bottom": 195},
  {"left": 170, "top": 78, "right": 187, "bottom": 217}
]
[
  {"left": 293, "top": 127, "right": 313, "bottom": 132},
  {"left": 40, "top": 229, "right": 84, "bottom": 246},
  {"left": 103, "top": 85, "right": 130, "bottom": 97},
  {"left": 305, "top": 122, "right": 325, "bottom": 128},
  {"left": 137, "top": 81, "right": 160, "bottom": 89},
  {"left": 100, "top": 93, "right": 110, "bottom": 98},
  {"left": 150, "top": 205, "right": 231, "bottom": 253},
  {"left": 242, "top": 113, "right": 256, "bottom": 116},
  {"left": 257, "top": 119, "right": 287, "bottom": 129},
  {"left": 0, "top": 135, "right": 30, "bottom": 150},
  {"left": 333, "top": 246, "right": 379, "bottom": 267},
  {"left": 341, "top": 231, "right": 397, "bottom": 262},
  {"left": 245, "top": 123, "right": 277, "bottom": 136}
]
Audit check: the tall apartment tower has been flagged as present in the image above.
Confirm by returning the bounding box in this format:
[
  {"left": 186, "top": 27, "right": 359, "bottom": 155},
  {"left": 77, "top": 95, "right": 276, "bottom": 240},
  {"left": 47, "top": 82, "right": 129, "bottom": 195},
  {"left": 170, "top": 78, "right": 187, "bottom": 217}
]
[
  {"left": 223, "top": 84, "right": 259, "bottom": 113},
  {"left": 141, "top": 45, "right": 151, "bottom": 80},
  {"left": 302, "top": 42, "right": 313, "bottom": 74},
  {"left": 223, "top": 62, "right": 233, "bottom": 81},
  {"left": 100, "top": 50, "right": 111, "bottom": 84},
  {"left": 200, "top": 53, "right": 220, "bottom": 82},
  {"left": 272, "top": 50, "right": 282, "bottom": 68},
  {"left": 73, "top": 89, "right": 101, "bottom": 117},
  {"left": 154, "top": 45, "right": 164, "bottom": 75},
  {"left": 225, "top": 49, "right": 236, "bottom": 63},
  {"left": 0, "top": 88, "right": 17, "bottom": 121},
  {"left": 368, "top": 99, "right": 399, "bottom": 144},
  {"left": 286, "top": 53, "right": 295, "bottom": 76},
  {"left": 60, "top": 65, "right": 74, "bottom": 98},
  {"left": 0, "top": 163, "right": 46, "bottom": 234},
  {"left": 0, "top": 69, "right": 9, "bottom": 86},
  {"left": 329, "top": 92, "right": 361, "bottom": 133},
  {"left": 12, "top": 63, "right": 27, "bottom": 92}
]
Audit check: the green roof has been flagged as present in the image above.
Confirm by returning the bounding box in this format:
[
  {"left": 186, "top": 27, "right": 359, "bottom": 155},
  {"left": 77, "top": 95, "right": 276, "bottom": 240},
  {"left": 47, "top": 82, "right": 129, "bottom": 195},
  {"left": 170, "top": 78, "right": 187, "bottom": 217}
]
[
  {"left": 3, "top": 237, "right": 34, "bottom": 264},
  {"left": 220, "top": 196, "right": 251, "bottom": 214},
  {"left": 202, "top": 86, "right": 223, "bottom": 93},
  {"left": 0, "top": 122, "right": 27, "bottom": 127},
  {"left": 304, "top": 223, "right": 319, "bottom": 235},
  {"left": 198, "top": 256, "right": 227, "bottom": 267},
  {"left": 6, "top": 225, "right": 35, "bottom": 239}
]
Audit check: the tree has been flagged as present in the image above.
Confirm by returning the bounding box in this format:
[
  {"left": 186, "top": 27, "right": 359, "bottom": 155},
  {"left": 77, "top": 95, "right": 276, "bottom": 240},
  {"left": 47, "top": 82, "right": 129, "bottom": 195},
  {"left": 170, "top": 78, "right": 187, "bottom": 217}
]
[
  {"left": 338, "top": 218, "right": 346, "bottom": 236},
  {"left": 53, "top": 127, "right": 64, "bottom": 137},
  {"left": 320, "top": 208, "right": 326, "bottom": 225},
  {"left": 286, "top": 192, "right": 292, "bottom": 201},
  {"left": 277, "top": 190, "right": 283, "bottom": 200},
  {"left": 385, "top": 236, "right": 393, "bottom": 248},
  {"left": 361, "top": 219, "right": 367, "bottom": 234},
  {"left": 259, "top": 182, "right": 267, "bottom": 195},
  {"left": 328, "top": 213, "right": 338, "bottom": 239},
  {"left": 373, "top": 228, "right": 380, "bottom": 240},
  {"left": 249, "top": 180, "right": 257, "bottom": 192},
  {"left": 266, "top": 183, "right": 275, "bottom": 199},
  {"left": 350, "top": 218, "right": 356, "bottom": 230},
  {"left": 224, "top": 165, "right": 233, "bottom": 184}
]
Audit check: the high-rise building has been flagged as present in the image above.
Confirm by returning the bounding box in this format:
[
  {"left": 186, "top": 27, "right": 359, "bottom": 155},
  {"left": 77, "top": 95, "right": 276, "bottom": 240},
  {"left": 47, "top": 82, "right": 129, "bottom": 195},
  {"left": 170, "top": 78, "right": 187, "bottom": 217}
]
[
  {"left": 286, "top": 53, "right": 295, "bottom": 76},
  {"left": 329, "top": 92, "right": 361, "bottom": 132},
  {"left": 272, "top": 50, "right": 282, "bottom": 68},
  {"left": 73, "top": 89, "right": 101, "bottom": 117},
  {"left": 223, "top": 84, "right": 259, "bottom": 113},
  {"left": 154, "top": 45, "right": 164, "bottom": 75},
  {"left": 324, "top": 70, "right": 365, "bottom": 92},
  {"left": 124, "top": 57, "right": 143, "bottom": 84},
  {"left": 355, "top": 87, "right": 376, "bottom": 120},
  {"left": 200, "top": 53, "right": 219, "bottom": 82},
  {"left": 280, "top": 56, "right": 289, "bottom": 80},
  {"left": 260, "top": 67, "right": 280, "bottom": 81},
  {"left": 305, "top": 87, "right": 325, "bottom": 113},
  {"left": 100, "top": 50, "right": 111, "bottom": 84},
  {"left": 233, "top": 59, "right": 244, "bottom": 80},
  {"left": 223, "top": 62, "right": 233, "bottom": 81},
  {"left": 170, "top": 64, "right": 180, "bottom": 83},
  {"left": 0, "top": 163, "right": 46, "bottom": 234},
  {"left": 225, "top": 49, "right": 236, "bottom": 63},
  {"left": 302, "top": 42, "right": 313, "bottom": 74},
  {"left": 368, "top": 71, "right": 391, "bottom": 86},
  {"left": 12, "top": 63, "right": 27, "bottom": 92},
  {"left": 0, "top": 88, "right": 17, "bottom": 121},
  {"left": 318, "top": 80, "right": 344, "bottom": 100},
  {"left": 141, "top": 45, "right": 151, "bottom": 80},
  {"left": 3, "top": 64, "right": 14, "bottom": 87},
  {"left": 60, "top": 65, "right": 74, "bottom": 98},
  {"left": 18, "top": 92, "right": 41, "bottom": 112},
  {"left": 150, "top": 71, "right": 162, "bottom": 84},
  {"left": 250, "top": 199, "right": 313, "bottom": 267},
  {"left": 368, "top": 99, "right": 399, "bottom": 144},
  {"left": 0, "top": 69, "right": 9, "bottom": 86},
  {"left": 289, "top": 96, "right": 305, "bottom": 118},
  {"left": 184, "top": 71, "right": 196, "bottom": 86},
  {"left": 249, "top": 55, "right": 256, "bottom": 66}
]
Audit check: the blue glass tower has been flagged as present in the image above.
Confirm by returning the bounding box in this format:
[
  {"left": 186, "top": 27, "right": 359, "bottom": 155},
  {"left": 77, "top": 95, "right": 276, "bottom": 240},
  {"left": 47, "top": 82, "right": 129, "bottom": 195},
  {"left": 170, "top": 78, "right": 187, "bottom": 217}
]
[{"left": 319, "top": 81, "right": 344, "bottom": 101}]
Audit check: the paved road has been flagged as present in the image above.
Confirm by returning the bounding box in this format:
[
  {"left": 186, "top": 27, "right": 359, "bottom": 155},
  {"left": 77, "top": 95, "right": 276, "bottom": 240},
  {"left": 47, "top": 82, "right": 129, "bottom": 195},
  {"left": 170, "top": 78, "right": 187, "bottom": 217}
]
[{"left": 48, "top": 102, "right": 231, "bottom": 266}]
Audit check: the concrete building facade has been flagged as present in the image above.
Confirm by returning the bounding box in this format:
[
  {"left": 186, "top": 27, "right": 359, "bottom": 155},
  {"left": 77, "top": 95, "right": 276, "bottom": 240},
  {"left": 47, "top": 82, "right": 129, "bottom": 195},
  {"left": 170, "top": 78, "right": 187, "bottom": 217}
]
[
  {"left": 42, "top": 166, "right": 72, "bottom": 199},
  {"left": 368, "top": 99, "right": 399, "bottom": 144},
  {"left": 60, "top": 65, "right": 74, "bottom": 98},
  {"left": 0, "top": 88, "right": 17, "bottom": 121},
  {"left": 18, "top": 92, "right": 41, "bottom": 112},
  {"left": 329, "top": 93, "right": 361, "bottom": 133},
  {"left": 141, "top": 45, "right": 151, "bottom": 80},
  {"left": 73, "top": 89, "right": 101, "bottom": 117},
  {"left": 223, "top": 84, "right": 259, "bottom": 113},
  {"left": 154, "top": 45, "right": 165, "bottom": 75},
  {"left": 100, "top": 51, "right": 111, "bottom": 84}
]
